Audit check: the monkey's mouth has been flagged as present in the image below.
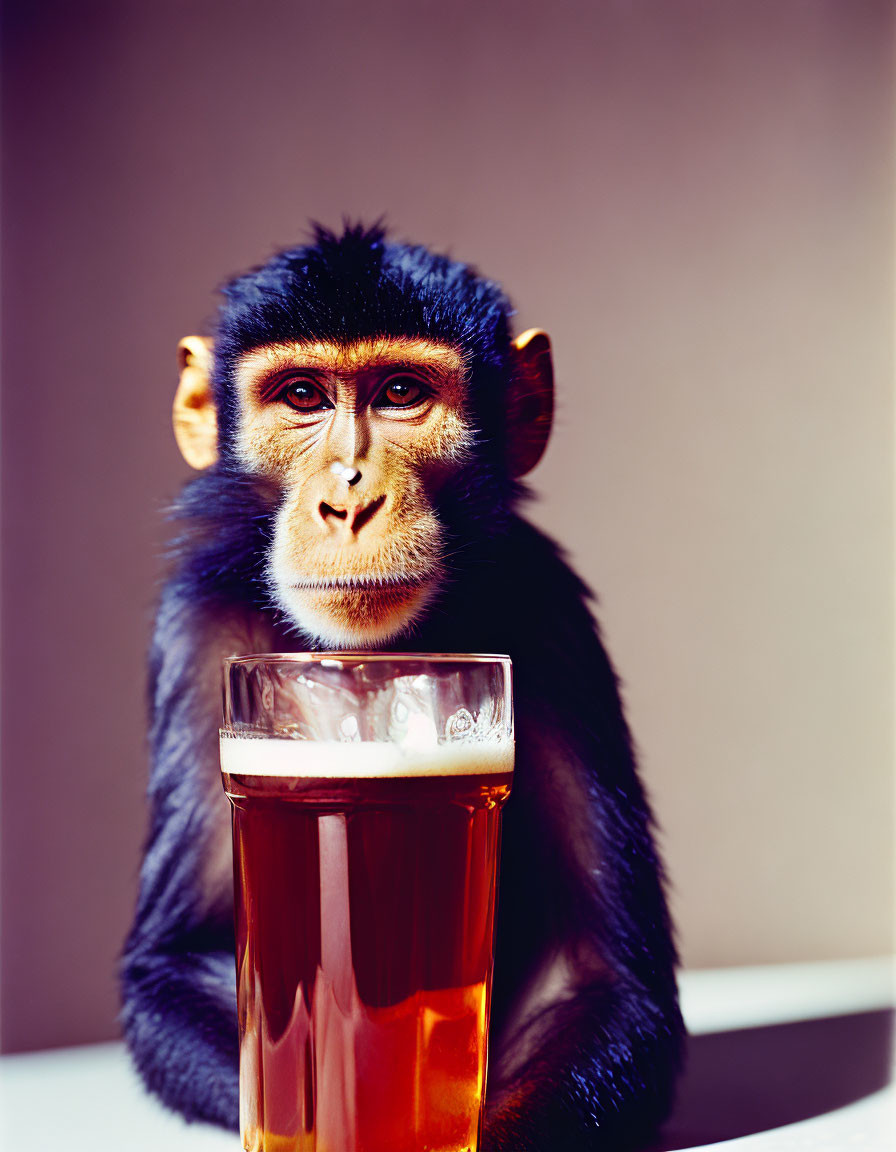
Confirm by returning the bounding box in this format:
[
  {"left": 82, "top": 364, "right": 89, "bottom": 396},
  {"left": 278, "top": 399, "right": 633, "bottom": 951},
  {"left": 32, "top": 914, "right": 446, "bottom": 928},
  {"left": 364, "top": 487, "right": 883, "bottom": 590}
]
[
  {"left": 278, "top": 570, "right": 439, "bottom": 645},
  {"left": 291, "top": 574, "right": 427, "bottom": 592}
]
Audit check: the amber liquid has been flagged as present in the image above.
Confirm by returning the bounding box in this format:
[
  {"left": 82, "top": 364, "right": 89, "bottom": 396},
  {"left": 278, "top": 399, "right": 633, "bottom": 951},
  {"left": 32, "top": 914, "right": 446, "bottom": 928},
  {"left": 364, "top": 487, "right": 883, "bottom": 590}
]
[{"left": 224, "top": 768, "right": 511, "bottom": 1152}]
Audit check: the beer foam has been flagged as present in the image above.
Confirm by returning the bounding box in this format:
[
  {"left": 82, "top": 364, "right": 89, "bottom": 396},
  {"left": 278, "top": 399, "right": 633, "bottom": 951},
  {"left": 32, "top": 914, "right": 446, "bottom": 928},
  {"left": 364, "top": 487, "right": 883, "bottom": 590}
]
[{"left": 220, "top": 734, "right": 513, "bottom": 779}]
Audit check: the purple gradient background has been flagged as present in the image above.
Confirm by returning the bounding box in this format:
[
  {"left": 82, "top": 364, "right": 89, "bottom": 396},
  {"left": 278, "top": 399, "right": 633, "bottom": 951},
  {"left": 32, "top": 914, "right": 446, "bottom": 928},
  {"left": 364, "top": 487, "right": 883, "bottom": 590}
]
[{"left": 2, "top": 0, "right": 893, "bottom": 1053}]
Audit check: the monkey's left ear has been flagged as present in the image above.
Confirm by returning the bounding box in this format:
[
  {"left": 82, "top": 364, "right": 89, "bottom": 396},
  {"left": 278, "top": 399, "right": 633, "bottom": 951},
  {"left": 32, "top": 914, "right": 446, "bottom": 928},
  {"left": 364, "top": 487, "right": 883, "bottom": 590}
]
[
  {"left": 173, "top": 336, "right": 218, "bottom": 470},
  {"left": 507, "top": 329, "right": 554, "bottom": 477}
]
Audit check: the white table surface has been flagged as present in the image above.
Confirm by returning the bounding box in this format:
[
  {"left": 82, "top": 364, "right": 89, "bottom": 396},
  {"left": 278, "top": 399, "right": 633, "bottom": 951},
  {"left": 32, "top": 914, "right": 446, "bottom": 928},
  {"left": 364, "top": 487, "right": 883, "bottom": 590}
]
[{"left": 1, "top": 957, "right": 893, "bottom": 1151}]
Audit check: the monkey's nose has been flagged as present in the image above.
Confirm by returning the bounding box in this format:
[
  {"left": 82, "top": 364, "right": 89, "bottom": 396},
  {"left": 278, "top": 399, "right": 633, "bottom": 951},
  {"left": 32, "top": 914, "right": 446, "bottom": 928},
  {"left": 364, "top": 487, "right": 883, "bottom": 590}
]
[{"left": 318, "top": 495, "right": 386, "bottom": 535}]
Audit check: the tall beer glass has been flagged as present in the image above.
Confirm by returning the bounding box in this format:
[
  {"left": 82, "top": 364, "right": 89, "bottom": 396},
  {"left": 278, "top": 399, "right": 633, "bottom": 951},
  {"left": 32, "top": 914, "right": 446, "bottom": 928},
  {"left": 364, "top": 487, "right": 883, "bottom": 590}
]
[{"left": 220, "top": 654, "right": 513, "bottom": 1152}]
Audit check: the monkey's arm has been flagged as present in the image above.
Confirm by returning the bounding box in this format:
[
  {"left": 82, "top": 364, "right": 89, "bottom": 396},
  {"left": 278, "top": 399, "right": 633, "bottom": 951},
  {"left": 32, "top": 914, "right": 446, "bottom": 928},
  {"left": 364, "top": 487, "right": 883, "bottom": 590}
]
[
  {"left": 484, "top": 715, "right": 684, "bottom": 1152},
  {"left": 121, "top": 779, "right": 239, "bottom": 1130},
  {"left": 486, "top": 977, "right": 681, "bottom": 1151},
  {"left": 120, "top": 933, "right": 239, "bottom": 1128},
  {"left": 467, "top": 522, "right": 685, "bottom": 1151},
  {"left": 120, "top": 593, "right": 265, "bottom": 1130}
]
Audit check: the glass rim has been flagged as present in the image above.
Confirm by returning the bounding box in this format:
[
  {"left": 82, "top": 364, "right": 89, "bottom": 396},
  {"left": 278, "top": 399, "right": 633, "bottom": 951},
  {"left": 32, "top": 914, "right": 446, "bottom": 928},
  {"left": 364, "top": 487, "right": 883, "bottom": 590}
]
[{"left": 223, "top": 652, "right": 512, "bottom": 668}]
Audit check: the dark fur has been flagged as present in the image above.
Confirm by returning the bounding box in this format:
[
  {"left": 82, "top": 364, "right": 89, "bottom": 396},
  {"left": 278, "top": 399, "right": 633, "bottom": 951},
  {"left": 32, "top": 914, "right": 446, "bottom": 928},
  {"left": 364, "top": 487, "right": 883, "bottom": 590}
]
[{"left": 121, "top": 223, "right": 684, "bottom": 1149}]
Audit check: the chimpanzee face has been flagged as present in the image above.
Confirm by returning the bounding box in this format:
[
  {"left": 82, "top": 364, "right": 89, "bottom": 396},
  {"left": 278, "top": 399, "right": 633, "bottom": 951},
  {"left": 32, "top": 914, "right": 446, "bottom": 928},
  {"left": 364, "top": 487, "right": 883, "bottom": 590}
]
[{"left": 231, "top": 337, "right": 472, "bottom": 645}]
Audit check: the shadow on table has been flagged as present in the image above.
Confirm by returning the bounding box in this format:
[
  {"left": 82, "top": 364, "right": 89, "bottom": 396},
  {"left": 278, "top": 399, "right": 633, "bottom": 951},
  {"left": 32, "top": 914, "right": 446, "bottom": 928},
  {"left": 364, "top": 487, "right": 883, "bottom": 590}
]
[{"left": 657, "top": 1008, "right": 893, "bottom": 1149}]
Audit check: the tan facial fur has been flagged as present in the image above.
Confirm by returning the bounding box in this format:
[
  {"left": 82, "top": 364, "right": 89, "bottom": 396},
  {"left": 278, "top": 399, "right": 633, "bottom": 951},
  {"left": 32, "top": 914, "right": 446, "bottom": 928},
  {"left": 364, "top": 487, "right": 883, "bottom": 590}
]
[{"left": 233, "top": 337, "right": 473, "bottom": 646}]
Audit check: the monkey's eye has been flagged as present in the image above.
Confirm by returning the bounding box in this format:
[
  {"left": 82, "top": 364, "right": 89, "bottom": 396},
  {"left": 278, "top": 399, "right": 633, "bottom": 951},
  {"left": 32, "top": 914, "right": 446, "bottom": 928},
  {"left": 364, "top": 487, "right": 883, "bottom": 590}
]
[
  {"left": 375, "top": 376, "right": 428, "bottom": 409},
  {"left": 277, "top": 378, "right": 332, "bottom": 412}
]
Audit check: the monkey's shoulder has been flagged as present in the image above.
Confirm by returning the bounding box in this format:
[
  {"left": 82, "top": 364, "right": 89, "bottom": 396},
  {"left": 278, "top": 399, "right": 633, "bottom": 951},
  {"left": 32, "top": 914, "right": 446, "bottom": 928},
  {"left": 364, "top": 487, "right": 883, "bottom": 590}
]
[{"left": 482, "top": 517, "right": 626, "bottom": 698}]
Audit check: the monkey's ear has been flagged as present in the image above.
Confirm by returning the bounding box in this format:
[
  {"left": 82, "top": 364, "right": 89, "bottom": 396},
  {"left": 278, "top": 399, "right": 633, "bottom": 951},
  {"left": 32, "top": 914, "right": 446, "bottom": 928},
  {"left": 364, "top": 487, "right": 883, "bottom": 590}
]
[
  {"left": 173, "top": 336, "right": 218, "bottom": 470},
  {"left": 507, "top": 329, "right": 554, "bottom": 477}
]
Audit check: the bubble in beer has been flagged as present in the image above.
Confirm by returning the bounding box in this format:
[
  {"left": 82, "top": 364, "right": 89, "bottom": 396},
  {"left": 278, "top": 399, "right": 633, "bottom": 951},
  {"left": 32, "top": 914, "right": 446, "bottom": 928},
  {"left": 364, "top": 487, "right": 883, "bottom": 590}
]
[
  {"left": 340, "top": 714, "right": 360, "bottom": 741},
  {"left": 446, "top": 707, "right": 475, "bottom": 740}
]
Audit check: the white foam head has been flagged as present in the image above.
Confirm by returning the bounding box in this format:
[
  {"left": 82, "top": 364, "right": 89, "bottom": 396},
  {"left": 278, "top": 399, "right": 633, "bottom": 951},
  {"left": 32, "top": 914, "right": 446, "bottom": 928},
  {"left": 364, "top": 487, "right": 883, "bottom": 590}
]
[{"left": 219, "top": 733, "right": 513, "bottom": 778}]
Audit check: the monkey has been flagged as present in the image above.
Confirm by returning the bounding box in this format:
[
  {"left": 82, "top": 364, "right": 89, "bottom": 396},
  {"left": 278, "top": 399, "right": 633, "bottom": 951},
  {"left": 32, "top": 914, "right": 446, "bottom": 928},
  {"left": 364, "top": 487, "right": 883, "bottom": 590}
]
[{"left": 121, "top": 222, "right": 684, "bottom": 1151}]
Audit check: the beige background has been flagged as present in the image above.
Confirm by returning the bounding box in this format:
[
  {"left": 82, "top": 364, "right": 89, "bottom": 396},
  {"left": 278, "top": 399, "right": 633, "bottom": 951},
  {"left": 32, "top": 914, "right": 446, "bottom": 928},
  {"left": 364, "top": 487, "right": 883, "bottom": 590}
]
[{"left": 1, "top": 0, "right": 893, "bottom": 1052}]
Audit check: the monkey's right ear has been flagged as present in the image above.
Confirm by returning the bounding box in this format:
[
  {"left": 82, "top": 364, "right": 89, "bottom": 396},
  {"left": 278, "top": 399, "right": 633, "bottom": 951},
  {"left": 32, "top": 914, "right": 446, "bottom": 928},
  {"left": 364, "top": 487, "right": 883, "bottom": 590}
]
[
  {"left": 173, "top": 336, "right": 218, "bottom": 469},
  {"left": 507, "top": 329, "right": 554, "bottom": 477}
]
